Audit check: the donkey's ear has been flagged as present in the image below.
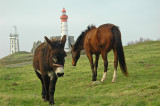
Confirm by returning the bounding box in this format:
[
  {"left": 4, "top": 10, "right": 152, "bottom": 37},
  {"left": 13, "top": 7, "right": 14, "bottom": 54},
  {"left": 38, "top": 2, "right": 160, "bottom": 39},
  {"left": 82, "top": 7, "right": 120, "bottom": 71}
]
[
  {"left": 61, "top": 35, "right": 66, "bottom": 43},
  {"left": 61, "top": 35, "right": 66, "bottom": 48},
  {"left": 45, "top": 36, "right": 52, "bottom": 46}
]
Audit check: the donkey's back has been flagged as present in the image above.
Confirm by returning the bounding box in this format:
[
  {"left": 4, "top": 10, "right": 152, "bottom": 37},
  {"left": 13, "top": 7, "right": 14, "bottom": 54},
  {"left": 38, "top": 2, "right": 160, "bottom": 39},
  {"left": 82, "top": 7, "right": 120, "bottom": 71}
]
[{"left": 33, "top": 42, "right": 51, "bottom": 74}]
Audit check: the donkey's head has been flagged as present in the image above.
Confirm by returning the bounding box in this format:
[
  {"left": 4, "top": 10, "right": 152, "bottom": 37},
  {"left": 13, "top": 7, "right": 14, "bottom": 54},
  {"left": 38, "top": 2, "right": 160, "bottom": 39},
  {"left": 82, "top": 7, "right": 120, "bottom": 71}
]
[
  {"left": 45, "top": 35, "right": 67, "bottom": 77},
  {"left": 70, "top": 45, "right": 80, "bottom": 66}
]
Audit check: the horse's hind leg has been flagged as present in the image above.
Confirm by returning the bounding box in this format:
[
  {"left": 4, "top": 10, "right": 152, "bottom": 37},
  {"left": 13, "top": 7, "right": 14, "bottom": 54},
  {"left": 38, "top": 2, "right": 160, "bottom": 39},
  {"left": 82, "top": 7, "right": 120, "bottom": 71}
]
[
  {"left": 35, "top": 70, "right": 46, "bottom": 100},
  {"left": 112, "top": 49, "right": 118, "bottom": 83},
  {"left": 101, "top": 51, "right": 108, "bottom": 82}
]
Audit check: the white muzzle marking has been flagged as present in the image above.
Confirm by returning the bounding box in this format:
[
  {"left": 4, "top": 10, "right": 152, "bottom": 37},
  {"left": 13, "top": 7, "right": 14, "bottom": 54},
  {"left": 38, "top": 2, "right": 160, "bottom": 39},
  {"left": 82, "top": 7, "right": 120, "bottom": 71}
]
[{"left": 55, "top": 67, "right": 64, "bottom": 77}]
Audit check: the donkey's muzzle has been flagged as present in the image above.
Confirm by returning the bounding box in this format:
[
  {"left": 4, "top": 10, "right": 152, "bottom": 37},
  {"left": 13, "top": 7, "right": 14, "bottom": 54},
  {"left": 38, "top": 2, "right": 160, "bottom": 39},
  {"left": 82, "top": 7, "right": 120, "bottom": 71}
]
[
  {"left": 55, "top": 67, "right": 64, "bottom": 77},
  {"left": 57, "top": 73, "right": 64, "bottom": 77}
]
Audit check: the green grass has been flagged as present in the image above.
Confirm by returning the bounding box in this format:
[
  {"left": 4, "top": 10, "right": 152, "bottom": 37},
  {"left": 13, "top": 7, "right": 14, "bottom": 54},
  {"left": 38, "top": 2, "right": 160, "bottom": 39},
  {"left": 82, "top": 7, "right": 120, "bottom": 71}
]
[
  {"left": 0, "top": 41, "right": 160, "bottom": 105},
  {"left": 0, "top": 51, "right": 33, "bottom": 67}
]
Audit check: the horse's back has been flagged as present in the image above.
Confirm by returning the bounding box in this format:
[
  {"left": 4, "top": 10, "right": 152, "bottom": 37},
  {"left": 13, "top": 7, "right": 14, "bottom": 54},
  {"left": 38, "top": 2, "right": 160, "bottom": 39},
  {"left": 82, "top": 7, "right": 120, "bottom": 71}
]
[{"left": 97, "top": 24, "right": 115, "bottom": 51}]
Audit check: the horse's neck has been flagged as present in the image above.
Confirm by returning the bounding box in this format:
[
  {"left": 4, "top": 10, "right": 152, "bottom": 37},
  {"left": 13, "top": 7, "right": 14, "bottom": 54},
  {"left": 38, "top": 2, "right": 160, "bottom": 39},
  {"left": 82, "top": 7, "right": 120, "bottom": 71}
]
[
  {"left": 77, "top": 39, "right": 84, "bottom": 51},
  {"left": 78, "top": 45, "right": 84, "bottom": 51}
]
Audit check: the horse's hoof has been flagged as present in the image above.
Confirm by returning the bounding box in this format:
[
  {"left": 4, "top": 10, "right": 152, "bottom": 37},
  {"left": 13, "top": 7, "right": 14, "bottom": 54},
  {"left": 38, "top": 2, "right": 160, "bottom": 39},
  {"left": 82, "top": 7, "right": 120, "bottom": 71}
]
[
  {"left": 112, "top": 77, "right": 116, "bottom": 83},
  {"left": 92, "top": 81, "right": 101, "bottom": 85},
  {"left": 92, "top": 78, "right": 97, "bottom": 81},
  {"left": 101, "top": 79, "right": 105, "bottom": 83},
  {"left": 112, "top": 80, "right": 116, "bottom": 83}
]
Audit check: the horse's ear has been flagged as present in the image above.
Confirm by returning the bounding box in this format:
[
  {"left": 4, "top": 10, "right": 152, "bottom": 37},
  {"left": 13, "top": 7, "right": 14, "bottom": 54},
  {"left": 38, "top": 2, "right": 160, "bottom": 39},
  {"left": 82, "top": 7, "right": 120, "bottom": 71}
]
[
  {"left": 45, "top": 36, "right": 52, "bottom": 46},
  {"left": 70, "top": 44, "right": 76, "bottom": 50}
]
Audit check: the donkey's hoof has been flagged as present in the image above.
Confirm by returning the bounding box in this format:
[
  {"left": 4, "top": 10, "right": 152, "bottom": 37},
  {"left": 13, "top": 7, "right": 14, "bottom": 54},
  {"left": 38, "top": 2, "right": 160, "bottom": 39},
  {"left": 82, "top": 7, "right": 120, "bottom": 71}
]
[
  {"left": 43, "top": 99, "right": 48, "bottom": 102},
  {"left": 43, "top": 96, "right": 49, "bottom": 102},
  {"left": 49, "top": 102, "right": 55, "bottom": 106}
]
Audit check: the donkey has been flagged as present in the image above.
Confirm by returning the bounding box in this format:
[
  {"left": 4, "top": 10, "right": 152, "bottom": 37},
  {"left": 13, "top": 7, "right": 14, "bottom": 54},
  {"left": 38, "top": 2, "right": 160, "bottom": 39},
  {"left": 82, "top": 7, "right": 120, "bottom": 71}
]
[{"left": 33, "top": 35, "right": 67, "bottom": 105}]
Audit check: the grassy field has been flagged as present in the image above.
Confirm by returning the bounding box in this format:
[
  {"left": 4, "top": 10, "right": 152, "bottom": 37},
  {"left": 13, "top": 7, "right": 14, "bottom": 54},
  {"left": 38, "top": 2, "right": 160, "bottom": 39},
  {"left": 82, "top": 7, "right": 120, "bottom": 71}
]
[{"left": 0, "top": 41, "right": 160, "bottom": 105}]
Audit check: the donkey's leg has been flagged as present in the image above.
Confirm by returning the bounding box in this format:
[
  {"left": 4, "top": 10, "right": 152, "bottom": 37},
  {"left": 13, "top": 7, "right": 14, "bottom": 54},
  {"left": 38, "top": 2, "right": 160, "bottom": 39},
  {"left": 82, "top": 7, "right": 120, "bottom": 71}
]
[
  {"left": 49, "top": 74, "right": 57, "bottom": 105},
  {"left": 101, "top": 51, "right": 108, "bottom": 82},
  {"left": 94, "top": 54, "right": 100, "bottom": 77},
  {"left": 112, "top": 49, "right": 118, "bottom": 83},
  {"left": 35, "top": 70, "right": 46, "bottom": 100},
  {"left": 42, "top": 75, "right": 50, "bottom": 101},
  {"left": 86, "top": 52, "right": 96, "bottom": 81}
]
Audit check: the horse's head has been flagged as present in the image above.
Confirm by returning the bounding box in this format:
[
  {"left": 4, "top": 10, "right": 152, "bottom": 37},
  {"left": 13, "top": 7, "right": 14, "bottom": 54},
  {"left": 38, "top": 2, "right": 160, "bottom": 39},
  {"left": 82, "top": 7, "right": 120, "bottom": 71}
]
[
  {"left": 70, "top": 45, "right": 80, "bottom": 66},
  {"left": 45, "top": 35, "right": 67, "bottom": 77}
]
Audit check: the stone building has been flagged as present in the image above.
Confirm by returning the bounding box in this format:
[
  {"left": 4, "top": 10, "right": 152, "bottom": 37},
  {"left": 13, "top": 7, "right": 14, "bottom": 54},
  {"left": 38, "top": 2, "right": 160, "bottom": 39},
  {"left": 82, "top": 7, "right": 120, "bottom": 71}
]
[
  {"left": 31, "top": 36, "right": 74, "bottom": 54},
  {"left": 31, "top": 41, "right": 42, "bottom": 54}
]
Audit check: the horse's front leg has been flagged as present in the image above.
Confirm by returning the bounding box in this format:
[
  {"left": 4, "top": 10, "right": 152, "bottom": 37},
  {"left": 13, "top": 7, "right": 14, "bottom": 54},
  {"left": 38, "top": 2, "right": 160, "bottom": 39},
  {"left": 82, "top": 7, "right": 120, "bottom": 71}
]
[
  {"left": 86, "top": 52, "right": 96, "bottom": 81},
  {"left": 49, "top": 74, "right": 57, "bottom": 105},
  {"left": 94, "top": 54, "right": 100, "bottom": 77}
]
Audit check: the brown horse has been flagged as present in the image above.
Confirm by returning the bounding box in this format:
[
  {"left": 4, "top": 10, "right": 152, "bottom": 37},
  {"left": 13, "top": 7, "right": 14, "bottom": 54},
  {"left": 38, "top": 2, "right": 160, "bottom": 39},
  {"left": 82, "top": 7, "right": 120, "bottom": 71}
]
[
  {"left": 33, "top": 35, "right": 67, "bottom": 105},
  {"left": 71, "top": 23, "right": 128, "bottom": 82}
]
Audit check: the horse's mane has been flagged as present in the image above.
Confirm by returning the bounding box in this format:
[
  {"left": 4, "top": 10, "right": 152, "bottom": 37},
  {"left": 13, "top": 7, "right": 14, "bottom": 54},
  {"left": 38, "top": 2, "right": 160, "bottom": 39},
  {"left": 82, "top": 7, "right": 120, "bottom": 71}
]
[{"left": 74, "top": 25, "right": 96, "bottom": 50}]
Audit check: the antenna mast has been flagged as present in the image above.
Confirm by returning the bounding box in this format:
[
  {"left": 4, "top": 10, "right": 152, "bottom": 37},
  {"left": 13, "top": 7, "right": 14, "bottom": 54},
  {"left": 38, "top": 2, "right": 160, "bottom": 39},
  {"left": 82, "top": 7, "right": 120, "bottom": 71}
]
[{"left": 13, "top": 26, "right": 17, "bottom": 34}]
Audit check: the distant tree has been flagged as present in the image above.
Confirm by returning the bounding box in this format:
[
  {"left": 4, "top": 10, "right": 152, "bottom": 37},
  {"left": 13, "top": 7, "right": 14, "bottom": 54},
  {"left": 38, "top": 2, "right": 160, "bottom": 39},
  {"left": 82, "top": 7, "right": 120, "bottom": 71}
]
[
  {"left": 157, "top": 38, "right": 160, "bottom": 41},
  {"left": 127, "top": 37, "right": 153, "bottom": 46},
  {"left": 127, "top": 41, "right": 135, "bottom": 45}
]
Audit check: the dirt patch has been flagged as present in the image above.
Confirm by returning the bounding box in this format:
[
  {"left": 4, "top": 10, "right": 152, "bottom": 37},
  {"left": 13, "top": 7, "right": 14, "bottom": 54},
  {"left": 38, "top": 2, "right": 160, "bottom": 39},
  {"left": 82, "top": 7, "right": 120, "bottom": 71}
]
[
  {"left": 4, "top": 75, "right": 11, "bottom": 80},
  {"left": 12, "top": 82, "right": 19, "bottom": 86},
  {"left": 145, "top": 64, "right": 154, "bottom": 69}
]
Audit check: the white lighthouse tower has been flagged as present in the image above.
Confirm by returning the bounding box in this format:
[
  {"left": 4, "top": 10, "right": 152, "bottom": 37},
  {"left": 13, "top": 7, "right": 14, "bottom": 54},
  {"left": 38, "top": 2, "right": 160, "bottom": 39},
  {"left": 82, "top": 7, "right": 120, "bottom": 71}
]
[
  {"left": 10, "top": 26, "right": 19, "bottom": 54},
  {"left": 60, "top": 8, "right": 70, "bottom": 52}
]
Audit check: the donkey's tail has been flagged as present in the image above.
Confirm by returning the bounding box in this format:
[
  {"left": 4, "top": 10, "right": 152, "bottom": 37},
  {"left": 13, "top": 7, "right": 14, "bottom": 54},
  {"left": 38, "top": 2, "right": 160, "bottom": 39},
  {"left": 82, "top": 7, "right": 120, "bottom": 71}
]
[{"left": 111, "top": 26, "right": 128, "bottom": 77}]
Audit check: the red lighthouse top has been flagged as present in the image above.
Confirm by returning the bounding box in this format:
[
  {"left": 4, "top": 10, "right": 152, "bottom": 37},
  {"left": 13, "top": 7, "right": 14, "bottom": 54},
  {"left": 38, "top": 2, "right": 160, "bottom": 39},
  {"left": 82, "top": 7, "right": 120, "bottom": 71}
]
[
  {"left": 62, "top": 8, "right": 66, "bottom": 12},
  {"left": 60, "top": 8, "right": 68, "bottom": 22}
]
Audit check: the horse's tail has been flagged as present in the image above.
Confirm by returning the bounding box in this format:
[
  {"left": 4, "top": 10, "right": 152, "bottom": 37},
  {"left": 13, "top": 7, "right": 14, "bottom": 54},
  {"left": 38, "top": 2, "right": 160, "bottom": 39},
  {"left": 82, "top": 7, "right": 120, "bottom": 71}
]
[{"left": 111, "top": 26, "right": 128, "bottom": 77}]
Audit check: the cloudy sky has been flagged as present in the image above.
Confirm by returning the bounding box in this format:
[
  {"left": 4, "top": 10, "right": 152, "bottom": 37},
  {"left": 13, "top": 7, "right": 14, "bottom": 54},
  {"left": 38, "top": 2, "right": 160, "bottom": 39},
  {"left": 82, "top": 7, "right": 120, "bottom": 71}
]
[{"left": 0, "top": 0, "right": 160, "bottom": 59}]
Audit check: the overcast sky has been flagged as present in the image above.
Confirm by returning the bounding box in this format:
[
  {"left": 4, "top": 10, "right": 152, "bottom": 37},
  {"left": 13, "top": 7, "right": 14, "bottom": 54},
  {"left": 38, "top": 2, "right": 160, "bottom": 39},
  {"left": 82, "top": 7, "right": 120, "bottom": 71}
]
[{"left": 0, "top": 0, "right": 160, "bottom": 59}]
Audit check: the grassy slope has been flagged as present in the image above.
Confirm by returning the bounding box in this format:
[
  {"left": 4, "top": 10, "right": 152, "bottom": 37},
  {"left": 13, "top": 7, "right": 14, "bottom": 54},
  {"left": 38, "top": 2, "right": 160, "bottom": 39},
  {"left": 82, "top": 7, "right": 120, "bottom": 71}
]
[
  {"left": 0, "top": 41, "right": 160, "bottom": 105},
  {"left": 0, "top": 51, "right": 33, "bottom": 67}
]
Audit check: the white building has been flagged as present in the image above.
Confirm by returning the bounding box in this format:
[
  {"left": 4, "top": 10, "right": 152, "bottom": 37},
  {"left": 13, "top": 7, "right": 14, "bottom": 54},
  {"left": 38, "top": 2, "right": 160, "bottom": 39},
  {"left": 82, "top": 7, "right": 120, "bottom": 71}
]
[
  {"left": 60, "top": 8, "right": 70, "bottom": 52},
  {"left": 10, "top": 26, "right": 19, "bottom": 54}
]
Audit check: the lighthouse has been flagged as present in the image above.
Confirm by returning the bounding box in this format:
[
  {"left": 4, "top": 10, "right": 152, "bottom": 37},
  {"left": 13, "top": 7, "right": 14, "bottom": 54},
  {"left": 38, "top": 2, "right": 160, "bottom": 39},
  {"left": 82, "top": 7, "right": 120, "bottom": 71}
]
[
  {"left": 10, "top": 26, "right": 19, "bottom": 54},
  {"left": 60, "top": 8, "right": 70, "bottom": 52}
]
